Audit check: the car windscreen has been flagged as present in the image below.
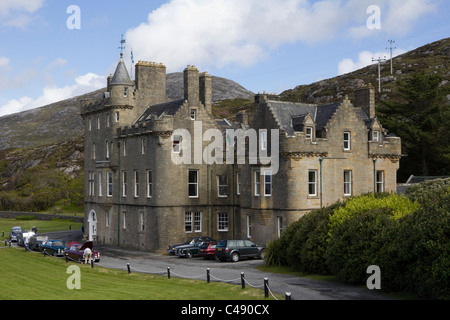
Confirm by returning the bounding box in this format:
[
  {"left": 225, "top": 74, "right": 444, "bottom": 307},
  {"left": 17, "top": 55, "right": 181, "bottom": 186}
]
[
  {"left": 52, "top": 241, "right": 65, "bottom": 246},
  {"left": 216, "top": 240, "right": 227, "bottom": 248}
]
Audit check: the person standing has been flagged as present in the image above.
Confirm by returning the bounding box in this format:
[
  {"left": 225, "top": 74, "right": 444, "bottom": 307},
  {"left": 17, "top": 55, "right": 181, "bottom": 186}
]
[{"left": 83, "top": 247, "right": 92, "bottom": 265}]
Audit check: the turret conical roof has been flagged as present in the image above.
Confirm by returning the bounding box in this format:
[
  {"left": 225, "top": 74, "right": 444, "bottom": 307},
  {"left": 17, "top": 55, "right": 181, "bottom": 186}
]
[{"left": 110, "top": 59, "right": 133, "bottom": 86}]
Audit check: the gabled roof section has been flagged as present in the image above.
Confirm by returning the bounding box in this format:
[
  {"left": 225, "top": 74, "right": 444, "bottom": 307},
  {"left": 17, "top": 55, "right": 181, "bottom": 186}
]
[
  {"left": 110, "top": 59, "right": 133, "bottom": 86},
  {"left": 267, "top": 100, "right": 316, "bottom": 136},
  {"left": 315, "top": 102, "right": 341, "bottom": 131},
  {"left": 135, "top": 99, "right": 184, "bottom": 123}
]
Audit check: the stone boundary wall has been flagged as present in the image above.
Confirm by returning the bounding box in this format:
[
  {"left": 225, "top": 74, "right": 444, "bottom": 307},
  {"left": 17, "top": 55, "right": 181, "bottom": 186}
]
[{"left": 0, "top": 211, "right": 84, "bottom": 223}]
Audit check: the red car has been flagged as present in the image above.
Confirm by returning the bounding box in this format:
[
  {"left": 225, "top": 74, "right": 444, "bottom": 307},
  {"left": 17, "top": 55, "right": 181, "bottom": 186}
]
[
  {"left": 198, "top": 242, "right": 217, "bottom": 259},
  {"left": 64, "top": 241, "right": 100, "bottom": 263}
]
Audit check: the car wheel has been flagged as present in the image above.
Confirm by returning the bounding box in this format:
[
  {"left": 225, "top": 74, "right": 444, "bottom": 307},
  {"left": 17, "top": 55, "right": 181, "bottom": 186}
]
[
  {"left": 186, "top": 251, "right": 193, "bottom": 259},
  {"left": 231, "top": 252, "right": 240, "bottom": 262}
]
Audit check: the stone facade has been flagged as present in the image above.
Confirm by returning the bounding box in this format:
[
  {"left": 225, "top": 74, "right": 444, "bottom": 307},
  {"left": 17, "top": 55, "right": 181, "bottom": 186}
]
[{"left": 81, "top": 58, "right": 401, "bottom": 252}]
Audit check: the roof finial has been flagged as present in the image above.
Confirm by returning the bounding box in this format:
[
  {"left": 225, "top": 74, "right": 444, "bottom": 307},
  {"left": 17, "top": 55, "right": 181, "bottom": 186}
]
[{"left": 118, "top": 34, "right": 126, "bottom": 59}]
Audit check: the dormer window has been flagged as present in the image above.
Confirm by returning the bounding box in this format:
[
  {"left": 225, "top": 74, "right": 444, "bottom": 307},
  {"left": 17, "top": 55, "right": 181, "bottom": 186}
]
[
  {"left": 190, "top": 109, "right": 196, "bottom": 120},
  {"left": 306, "top": 126, "right": 313, "bottom": 141},
  {"left": 372, "top": 130, "right": 379, "bottom": 142}
]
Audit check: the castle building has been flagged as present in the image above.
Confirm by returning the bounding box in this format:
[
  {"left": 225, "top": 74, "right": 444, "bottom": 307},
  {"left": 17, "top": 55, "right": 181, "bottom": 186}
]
[{"left": 81, "top": 56, "right": 402, "bottom": 252}]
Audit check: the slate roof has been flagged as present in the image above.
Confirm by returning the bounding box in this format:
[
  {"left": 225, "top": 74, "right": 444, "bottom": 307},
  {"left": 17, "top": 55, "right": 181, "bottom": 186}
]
[
  {"left": 135, "top": 99, "right": 184, "bottom": 123},
  {"left": 110, "top": 59, "right": 133, "bottom": 86},
  {"left": 267, "top": 101, "right": 316, "bottom": 136},
  {"left": 268, "top": 100, "right": 342, "bottom": 136}
]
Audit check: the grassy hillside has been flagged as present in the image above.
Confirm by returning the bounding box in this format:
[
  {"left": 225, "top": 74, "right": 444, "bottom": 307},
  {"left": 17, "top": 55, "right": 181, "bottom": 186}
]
[{"left": 0, "top": 136, "right": 84, "bottom": 213}]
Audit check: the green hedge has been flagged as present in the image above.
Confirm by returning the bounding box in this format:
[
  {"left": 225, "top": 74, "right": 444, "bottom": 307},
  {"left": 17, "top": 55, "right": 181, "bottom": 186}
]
[{"left": 265, "top": 179, "right": 450, "bottom": 299}]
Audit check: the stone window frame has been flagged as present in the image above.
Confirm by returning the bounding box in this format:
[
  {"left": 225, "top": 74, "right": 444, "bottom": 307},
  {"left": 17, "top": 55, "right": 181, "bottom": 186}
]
[
  {"left": 343, "top": 170, "right": 352, "bottom": 196},
  {"left": 376, "top": 170, "right": 385, "bottom": 193},
  {"left": 98, "top": 171, "right": 103, "bottom": 197},
  {"left": 134, "top": 170, "right": 139, "bottom": 198},
  {"left": 263, "top": 170, "right": 272, "bottom": 197},
  {"left": 107, "top": 171, "right": 113, "bottom": 197},
  {"left": 218, "top": 213, "right": 229, "bottom": 232},
  {"left": 217, "top": 175, "right": 228, "bottom": 198},
  {"left": 122, "top": 171, "right": 127, "bottom": 197},
  {"left": 308, "top": 169, "right": 318, "bottom": 197},
  {"left": 146, "top": 170, "right": 153, "bottom": 198},
  {"left": 343, "top": 131, "right": 351, "bottom": 151},
  {"left": 254, "top": 169, "right": 260, "bottom": 197},
  {"left": 188, "top": 169, "right": 199, "bottom": 198}
]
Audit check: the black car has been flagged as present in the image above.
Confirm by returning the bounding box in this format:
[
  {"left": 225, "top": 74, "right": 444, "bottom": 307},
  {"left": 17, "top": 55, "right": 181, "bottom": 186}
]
[
  {"left": 215, "top": 240, "right": 265, "bottom": 262},
  {"left": 176, "top": 241, "right": 216, "bottom": 258},
  {"left": 9, "top": 226, "right": 22, "bottom": 242},
  {"left": 168, "top": 236, "right": 215, "bottom": 255}
]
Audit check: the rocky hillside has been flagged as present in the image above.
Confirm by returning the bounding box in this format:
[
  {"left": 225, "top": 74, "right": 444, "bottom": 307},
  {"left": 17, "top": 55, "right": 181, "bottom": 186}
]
[
  {"left": 280, "top": 37, "right": 450, "bottom": 104},
  {"left": 0, "top": 73, "right": 254, "bottom": 151}
]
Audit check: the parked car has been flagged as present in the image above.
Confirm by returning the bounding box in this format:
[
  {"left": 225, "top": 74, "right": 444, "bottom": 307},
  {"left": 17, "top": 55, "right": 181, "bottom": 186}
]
[
  {"left": 64, "top": 241, "right": 100, "bottom": 263},
  {"left": 9, "top": 226, "right": 22, "bottom": 242},
  {"left": 176, "top": 241, "right": 216, "bottom": 258},
  {"left": 18, "top": 230, "right": 36, "bottom": 247},
  {"left": 198, "top": 242, "right": 217, "bottom": 260},
  {"left": 28, "top": 235, "right": 48, "bottom": 251},
  {"left": 41, "top": 240, "right": 67, "bottom": 256},
  {"left": 215, "top": 240, "right": 265, "bottom": 262},
  {"left": 168, "top": 236, "right": 215, "bottom": 255}
]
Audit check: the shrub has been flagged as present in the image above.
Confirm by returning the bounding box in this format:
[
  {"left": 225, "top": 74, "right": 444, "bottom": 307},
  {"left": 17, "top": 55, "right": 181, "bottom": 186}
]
[
  {"left": 16, "top": 215, "right": 36, "bottom": 220},
  {"left": 328, "top": 193, "right": 419, "bottom": 239},
  {"left": 389, "top": 187, "right": 450, "bottom": 299},
  {"left": 286, "top": 203, "right": 341, "bottom": 274},
  {"left": 325, "top": 207, "right": 396, "bottom": 284},
  {"left": 265, "top": 218, "right": 302, "bottom": 266}
]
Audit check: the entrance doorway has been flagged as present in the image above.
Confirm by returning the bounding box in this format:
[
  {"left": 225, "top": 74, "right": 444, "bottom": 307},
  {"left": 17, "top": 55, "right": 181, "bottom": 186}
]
[{"left": 88, "top": 210, "right": 97, "bottom": 241}]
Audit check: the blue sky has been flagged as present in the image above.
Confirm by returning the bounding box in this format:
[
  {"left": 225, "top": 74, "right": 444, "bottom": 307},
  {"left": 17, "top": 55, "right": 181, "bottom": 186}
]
[{"left": 0, "top": 0, "right": 448, "bottom": 117}]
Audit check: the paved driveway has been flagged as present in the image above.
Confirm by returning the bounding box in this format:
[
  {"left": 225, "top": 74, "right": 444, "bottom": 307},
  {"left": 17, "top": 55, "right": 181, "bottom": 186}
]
[
  {"left": 42, "top": 230, "right": 391, "bottom": 300},
  {"left": 95, "top": 243, "right": 390, "bottom": 300}
]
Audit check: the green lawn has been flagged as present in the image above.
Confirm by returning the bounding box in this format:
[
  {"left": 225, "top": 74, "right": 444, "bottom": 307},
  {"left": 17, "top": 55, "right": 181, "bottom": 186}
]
[
  {"left": 0, "top": 248, "right": 278, "bottom": 300},
  {"left": 0, "top": 219, "right": 279, "bottom": 300},
  {"left": 0, "top": 218, "right": 82, "bottom": 240}
]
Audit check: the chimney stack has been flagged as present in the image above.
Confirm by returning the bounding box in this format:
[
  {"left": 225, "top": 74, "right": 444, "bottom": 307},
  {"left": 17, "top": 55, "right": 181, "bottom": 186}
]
[
  {"left": 184, "top": 65, "right": 199, "bottom": 106},
  {"left": 199, "top": 72, "right": 212, "bottom": 114},
  {"left": 354, "top": 83, "right": 375, "bottom": 118}
]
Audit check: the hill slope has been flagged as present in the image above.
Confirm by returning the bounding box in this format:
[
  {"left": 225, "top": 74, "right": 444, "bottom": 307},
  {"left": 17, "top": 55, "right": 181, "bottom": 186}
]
[
  {"left": 280, "top": 37, "right": 450, "bottom": 104},
  {"left": 0, "top": 73, "right": 254, "bottom": 151}
]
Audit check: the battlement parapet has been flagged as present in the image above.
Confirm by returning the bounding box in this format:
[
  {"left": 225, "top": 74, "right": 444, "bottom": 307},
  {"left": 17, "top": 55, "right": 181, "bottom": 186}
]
[
  {"left": 136, "top": 60, "right": 166, "bottom": 68},
  {"left": 80, "top": 98, "right": 111, "bottom": 115}
]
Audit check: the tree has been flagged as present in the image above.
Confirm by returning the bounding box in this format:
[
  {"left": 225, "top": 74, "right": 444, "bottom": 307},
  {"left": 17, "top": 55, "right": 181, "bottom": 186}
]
[{"left": 378, "top": 72, "right": 450, "bottom": 181}]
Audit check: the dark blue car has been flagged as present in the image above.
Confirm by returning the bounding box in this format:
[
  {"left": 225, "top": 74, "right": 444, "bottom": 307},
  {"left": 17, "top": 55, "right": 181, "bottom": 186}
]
[{"left": 41, "top": 240, "right": 67, "bottom": 256}]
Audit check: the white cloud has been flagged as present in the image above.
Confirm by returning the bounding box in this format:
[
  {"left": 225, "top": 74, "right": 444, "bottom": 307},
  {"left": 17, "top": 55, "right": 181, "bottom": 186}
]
[
  {"left": 338, "top": 48, "right": 406, "bottom": 75},
  {"left": 0, "top": 73, "right": 105, "bottom": 117},
  {"left": 125, "top": 0, "right": 437, "bottom": 71},
  {"left": 0, "top": 57, "right": 10, "bottom": 68},
  {"left": 347, "top": 0, "right": 437, "bottom": 38},
  {"left": 126, "top": 0, "right": 349, "bottom": 71},
  {"left": 0, "top": 0, "right": 44, "bottom": 28}
]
